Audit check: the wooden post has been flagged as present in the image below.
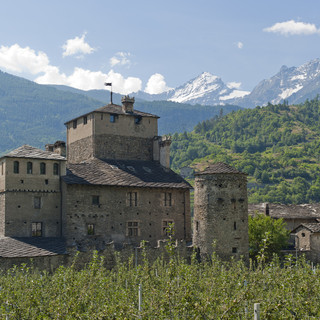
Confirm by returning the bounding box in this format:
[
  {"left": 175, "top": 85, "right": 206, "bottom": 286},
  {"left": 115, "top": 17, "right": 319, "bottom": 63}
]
[{"left": 254, "top": 303, "right": 260, "bottom": 320}]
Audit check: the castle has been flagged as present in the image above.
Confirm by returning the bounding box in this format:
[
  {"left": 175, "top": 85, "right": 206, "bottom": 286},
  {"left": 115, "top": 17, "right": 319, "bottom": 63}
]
[{"left": 0, "top": 96, "right": 249, "bottom": 265}]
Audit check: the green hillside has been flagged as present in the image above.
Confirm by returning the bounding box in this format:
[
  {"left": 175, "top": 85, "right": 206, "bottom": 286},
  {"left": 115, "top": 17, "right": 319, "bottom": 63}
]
[
  {"left": 171, "top": 99, "right": 320, "bottom": 204},
  {"left": 0, "top": 70, "right": 241, "bottom": 154}
]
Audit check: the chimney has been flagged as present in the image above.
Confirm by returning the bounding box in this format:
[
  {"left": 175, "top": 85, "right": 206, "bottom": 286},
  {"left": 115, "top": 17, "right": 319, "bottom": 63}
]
[
  {"left": 53, "top": 141, "right": 66, "bottom": 157},
  {"left": 121, "top": 95, "right": 135, "bottom": 113},
  {"left": 45, "top": 144, "right": 54, "bottom": 152},
  {"left": 159, "top": 135, "right": 172, "bottom": 169}
]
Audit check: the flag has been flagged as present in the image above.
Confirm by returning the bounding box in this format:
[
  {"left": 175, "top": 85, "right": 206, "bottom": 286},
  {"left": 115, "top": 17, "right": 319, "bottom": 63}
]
[{"left": 105, "top": 82, "right": 112, "bottom": 86}]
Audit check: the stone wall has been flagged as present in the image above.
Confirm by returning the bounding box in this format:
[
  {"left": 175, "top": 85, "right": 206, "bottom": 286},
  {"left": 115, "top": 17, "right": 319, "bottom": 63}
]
[
  {"left": 0, "top": 193, "right": 5, "bottom": 236},
  {"left": 68, "top": 135, "right": 94, "bottom": 163},
  {"left": 63, "top": 184, "right": 191, "bottom": 247},
  {"left": 193, "top": 173, "right": 249, "bottom": 261}
]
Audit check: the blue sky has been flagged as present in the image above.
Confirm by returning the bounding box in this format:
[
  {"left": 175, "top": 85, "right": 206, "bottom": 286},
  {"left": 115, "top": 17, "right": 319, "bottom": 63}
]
[{"left": 1, "top": 0, "right": 320, "bottom": 94}]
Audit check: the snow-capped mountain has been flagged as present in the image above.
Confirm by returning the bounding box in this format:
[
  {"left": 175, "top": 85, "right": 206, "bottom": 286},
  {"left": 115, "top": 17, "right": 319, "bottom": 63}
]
[
  {"left": 134, "top": 72, "right": 249, "bottom": 105},
  {"left": 232, "top": 58, "right": 320, "bottom": 108},
  {"left": 135, "top": 58, "right": 320, "bottom": 108}
]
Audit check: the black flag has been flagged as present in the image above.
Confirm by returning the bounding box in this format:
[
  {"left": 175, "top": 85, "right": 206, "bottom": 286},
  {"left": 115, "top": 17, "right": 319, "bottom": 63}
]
[{"left": 105, "top": 82, "right": 112, "bottom": 86}]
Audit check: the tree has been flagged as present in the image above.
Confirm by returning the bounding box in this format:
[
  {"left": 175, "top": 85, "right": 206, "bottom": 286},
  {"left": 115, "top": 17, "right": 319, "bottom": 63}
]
[{"left": 249, "top": 214, "right": 290, "bottom": 260}]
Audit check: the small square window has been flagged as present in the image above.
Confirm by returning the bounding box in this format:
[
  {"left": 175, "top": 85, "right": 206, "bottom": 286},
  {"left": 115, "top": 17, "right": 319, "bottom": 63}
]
[
  {"left": 110, "top": 114, "right": 116, "bottom": 123},
  {"left": 127, "top": 221, "right": 139, "bottom": 237},
  {"left": 135, "top": 116, "right": 142, "bottom": 124},
  {"left": 162, "top": 220, "right": 174, "bottom": 236},
  {"left": 83, "top": 116, "right": 87, "bottom": 125},
  {"left": 232, "top": 247, "right": 238, "bottom": 253},
  {"left": 92, "top": 195, "right": 100, "bottom": 205},
  {"left": 73, "top": 120, "right": 77, "bottom": 129}
]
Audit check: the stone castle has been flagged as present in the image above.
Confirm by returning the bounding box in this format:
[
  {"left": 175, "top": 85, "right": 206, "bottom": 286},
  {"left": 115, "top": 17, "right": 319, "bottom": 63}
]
[{"left": 0, "top": 96, "right": 249, "bottom": 266}]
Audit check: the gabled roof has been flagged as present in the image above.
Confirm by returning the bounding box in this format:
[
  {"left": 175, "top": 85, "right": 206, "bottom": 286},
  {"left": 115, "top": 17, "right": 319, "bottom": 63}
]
[
  {"left": 195, "top": 162, "right": 246, "bottom": 175},
  {"left": 292, "top": 223, "right": 320, "bottom": 234},
  {"left": 0, "top": 237, "right": 66, "bottom": 258},
  {"left": 63, "top": 158, "right": 191, "bottom": 189},
  {"left": 2, "top": 145, "right": 66, "bottom": 161},
  {"left": 65, "top": 103, "right": 159, "bottom": 124}
]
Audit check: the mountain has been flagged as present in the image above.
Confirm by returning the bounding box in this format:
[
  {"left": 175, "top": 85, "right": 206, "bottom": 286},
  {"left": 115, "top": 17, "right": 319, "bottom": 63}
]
[
  {"left": 134, "top": 72, "right": 250, "bottom": 105},
  {"left": 0, "top": 70, "right": 241, "bottom": 155},
  {"left": 171, "top": 98, "right": 320, "bottom": 204},
  {"left": 231, "top": 59, "right": 320, "bottom": 108}
]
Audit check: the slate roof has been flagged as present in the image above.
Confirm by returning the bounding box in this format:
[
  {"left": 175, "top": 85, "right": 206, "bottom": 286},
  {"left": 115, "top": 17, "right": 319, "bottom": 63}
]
[
  {"left": 3, "top": 145, "right": 66, "bottom": 161},
  {"left": 65, "top": 103, "right": 159, "bottom": 124},
  {"left": 63, "top": 158, "right": 191, "bottom": 189},
  {"left": 249, "top": 203, "right": 320, "bottom": 219},
  {"left": 0, "top": 237, "right": 66, "bottom": 258},
  {"left": 195, "top": 162, "right": 245, "bottom": 175},
  {"left": 292, "top": 223, "right": 320, "bottom": 234}
]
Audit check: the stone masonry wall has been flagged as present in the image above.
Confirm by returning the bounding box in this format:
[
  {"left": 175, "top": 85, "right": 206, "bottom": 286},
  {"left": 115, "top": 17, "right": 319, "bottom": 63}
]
[
  {"left": 63, "top": 184, "right": 191, "bottom": 247},
  {"left": 68, "top": 135, "right": 94, "bottom": 163},
  {"left": 193, "top": 173, "right": 249, "bottom": 261},
  {"left": 93, "top": 134, "right": 153, "bottom": 161},
  {"left": 0, "top": 193, "right": 5, "bottom": 236}
]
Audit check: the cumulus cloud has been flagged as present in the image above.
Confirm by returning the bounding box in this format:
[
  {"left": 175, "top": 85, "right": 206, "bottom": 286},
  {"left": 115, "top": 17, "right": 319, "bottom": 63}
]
[
  {"left": 264, "top": 20, "right": 320, "bottom": 36},
  {"left": 236, "top": 41, "right": 243, "bottom": 49},
  {"left": 62, "top": 33, "right": 95, "bottom": 57},
  {"left": 104, "top": 70, "right": 142, "bottom": 93},
  {"left": 144, "top": 73, "right": 172, "bottom": 94},
  {"left": 110, "top": 52, "right": 131, "bottom": 67},
  {"left": 0, "top": 44, "right": 50, "bottom": 74},
  {"left": 227, "top": 82, "right": 242, "bottom": 89}
]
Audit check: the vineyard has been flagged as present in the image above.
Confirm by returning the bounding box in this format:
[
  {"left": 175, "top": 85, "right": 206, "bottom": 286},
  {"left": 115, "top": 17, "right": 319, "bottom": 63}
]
[{"left": 0, "top": 247, "right": 319, "bottom": 319}]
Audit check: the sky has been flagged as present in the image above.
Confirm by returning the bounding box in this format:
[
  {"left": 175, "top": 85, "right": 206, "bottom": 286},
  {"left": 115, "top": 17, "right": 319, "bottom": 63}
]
[{"left": 0, "top": 0, "right": 320, "bottom": 95}]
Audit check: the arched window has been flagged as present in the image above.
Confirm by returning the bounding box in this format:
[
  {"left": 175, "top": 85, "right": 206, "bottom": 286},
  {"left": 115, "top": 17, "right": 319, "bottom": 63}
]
[
  {"left": 13, "top": 161, "right": 19, "bottom": 174},
  {"left": 27, "top": 162, "right": 33, "bottom": 174},
  {"left": 53, "top": 163, "right": 59, "bottom": 175},
  {"left": 40, "top": 162, "right": 46, "bottom": 175}
]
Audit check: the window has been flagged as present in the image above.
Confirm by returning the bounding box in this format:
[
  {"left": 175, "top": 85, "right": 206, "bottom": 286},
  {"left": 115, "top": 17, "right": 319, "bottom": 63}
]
[
  {"left": 127, "top": 221, "right": 139, "bottom": 237},
  {"left": 302, "top": 233, "right": 306, "bottom": 237},
  {"left": 83, "top": 116, "right": 87, "bottom": 125},
  {"left": 164, "top": 192, "right": 172, "bottom": 206},
  {"left": 13, "top": 161, "right": 19, "bottom": 174},
  {"left": 92, "top": 195, "right": 100, "bottom": 205},
  {"left": 40, "top": 162, "right": 46, "bottom": 175},
  {"left": 34, "top": 196, "right": 41, "bottom": 209},
  {"left": 127, "top": 192, "right": 138, "bottom": 207},
  {"left": 1, "top": 162, "right": 3, "bottom": 175},
  {"left": 162, "top": 220, "right": 174, "bottom": 236},
  {"left": 53, "top": 163, "right": 59, "bottom": 175},
  {"left": 73, "top": 120, "right": 77, "bottom": 129},
  {"left": 27, "top": 162, "right": 33, "bottom": 174},
  {"left": 135, "top": 116, "right": 142, "bottom": 124},
  {"left": 110, "top": 114, "right": 116, "bottom": 123},
  {"left": 234, "top": 221, "right": 237, "bottom": 230},
  {"left": 87, "top": 224, "right": 95, "bottom": 235},
  {"left": 32, "top": 222, "right": 42, "bottom": 237},
  {"left": 232, "top": 247, "right": 238, "bottom": 253}
]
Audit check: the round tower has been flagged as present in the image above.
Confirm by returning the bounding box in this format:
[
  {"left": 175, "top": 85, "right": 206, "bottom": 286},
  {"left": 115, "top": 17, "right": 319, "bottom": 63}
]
[{"left": 193, "top": 163, "right": 248, "bottom": 261}]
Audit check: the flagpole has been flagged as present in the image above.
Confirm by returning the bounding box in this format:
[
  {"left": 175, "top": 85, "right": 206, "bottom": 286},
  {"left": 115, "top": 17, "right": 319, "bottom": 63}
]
[{"left": 104, "top": 82, "right": 113, "bottom": 104}]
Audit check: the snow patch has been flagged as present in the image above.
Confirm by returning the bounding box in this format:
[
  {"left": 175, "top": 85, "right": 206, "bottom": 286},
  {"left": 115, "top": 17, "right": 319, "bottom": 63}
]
[
  {"left": 219, "top": 90, "right": 250, "bottom": 101},
  {"left": 279, "top": 85, "right": 303, "bottom": 100},
  {"left": 291, "top": 74, "right": 306, "bottom": 81}
]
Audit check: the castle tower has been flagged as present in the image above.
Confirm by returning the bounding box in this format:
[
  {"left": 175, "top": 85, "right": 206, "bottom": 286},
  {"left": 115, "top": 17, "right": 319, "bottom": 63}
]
[{"left": 193, "top": 163, "right": 248, "bottom": 260}]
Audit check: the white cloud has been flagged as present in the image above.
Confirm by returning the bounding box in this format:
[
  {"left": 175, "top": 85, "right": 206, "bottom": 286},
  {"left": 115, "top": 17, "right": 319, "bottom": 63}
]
[
  {"left": 227, "top": 82, "right": 242, "bottom": 89},
  {"left": 110, "top": 52, "right": 131, "bottom": 67},
  {"left": 237, "top": 41, "right": 243, "bottom": 49},
  {"left": 0, "top": 44, "right": 50, "bottom": 74},
  {"left": 144, "top": 73, "right": 172, "bottom": 94},
  {"left": 62, "top": 33, "right": 95, "bottom": 57},
  {"left": 264, "top": 20, "right": 320, "bottom": 36},
  {"left": 104, "top": 70, "right": 142, "bottom": 93}
]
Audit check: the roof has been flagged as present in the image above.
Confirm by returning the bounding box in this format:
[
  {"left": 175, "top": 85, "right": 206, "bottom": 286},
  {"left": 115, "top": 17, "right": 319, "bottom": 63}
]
[
  {"left": 292, "top": 223, "right": 320, "bottom": 234},
  {"left": 0, "top": 237, "right": 66, "bottom": 258},
  {"left": 65, "top": 103, "right": 159, "bottom": 124},
  {"left": 3, "top": 145, "right": 66, "bottom": 161},
  {"left": 63, "top": 158, "right": 191, "bottom": 189},
  {"left": 249, "top": 203, "right": 320, "bottom": 219},
  {"left": 195, "top": 162, "right": 246, "bottom": 175}
]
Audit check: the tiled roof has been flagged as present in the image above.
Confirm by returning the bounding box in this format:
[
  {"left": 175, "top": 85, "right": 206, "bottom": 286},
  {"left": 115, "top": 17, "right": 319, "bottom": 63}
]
[
  {"left": 292, "top": 223, "right": 320, "bottom": 234},
  {"left": 249, "top": 203, "right": 320, "bottom": 219},
  {"left": 63, "top": 158, "right": 191, "bottom": 189},
  {"left": 3, "top": 145, "right": 66, "bottom": 160},
  {"left": 195, "top": 162, "right": 245, "bottom": 175},
  {"left": 65, "top": 103, "right": 159, "bottom": 124},
  {"left": 0, "top": 237, "right": 66, "bottom": 258}
]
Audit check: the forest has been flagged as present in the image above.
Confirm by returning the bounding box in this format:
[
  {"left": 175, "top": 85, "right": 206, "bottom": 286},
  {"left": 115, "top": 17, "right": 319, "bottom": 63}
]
[{"left": 171, "top": 98, "right": 320, "bottom": 204}]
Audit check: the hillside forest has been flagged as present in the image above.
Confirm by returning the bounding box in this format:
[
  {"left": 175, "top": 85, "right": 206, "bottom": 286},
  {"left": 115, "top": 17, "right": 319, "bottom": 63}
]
[{"left": 171, "top": 98, "right": 320, "bottom": 204}]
